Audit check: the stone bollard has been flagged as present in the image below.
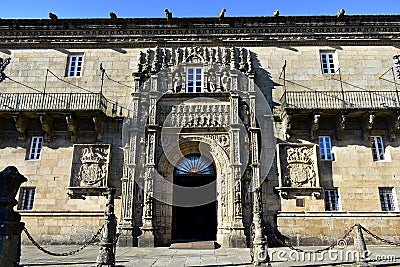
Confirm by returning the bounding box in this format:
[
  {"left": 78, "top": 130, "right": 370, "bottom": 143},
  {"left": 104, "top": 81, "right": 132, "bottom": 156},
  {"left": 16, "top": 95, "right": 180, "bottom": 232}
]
[
  {"left": 96, "top": 188, "right": 117, "bottom": 267},
  {"left": 354, "top": 224, "right": 369, "bottom": 266},
  {"left": 0, "top": 166, "right": 28, "bottom": 267}
]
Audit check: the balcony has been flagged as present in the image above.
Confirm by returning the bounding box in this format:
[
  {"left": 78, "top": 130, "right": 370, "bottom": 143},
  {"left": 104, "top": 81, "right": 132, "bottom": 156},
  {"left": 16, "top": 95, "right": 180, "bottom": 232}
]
[
  {"left": 279, "top": 90, "right": 400, "bottom": 141},
  {"left": 0, "top": 92, "right": 110, "bottom": 114},
  {"left": 281, "top": 90, "right": 400, "bottom": 110}
]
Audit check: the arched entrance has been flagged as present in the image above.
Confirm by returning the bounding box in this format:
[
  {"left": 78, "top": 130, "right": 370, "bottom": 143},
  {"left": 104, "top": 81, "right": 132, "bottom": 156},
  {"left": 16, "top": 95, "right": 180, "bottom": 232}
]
[{"left": 171, "top": 154, "right": 217, "bottom": 241}]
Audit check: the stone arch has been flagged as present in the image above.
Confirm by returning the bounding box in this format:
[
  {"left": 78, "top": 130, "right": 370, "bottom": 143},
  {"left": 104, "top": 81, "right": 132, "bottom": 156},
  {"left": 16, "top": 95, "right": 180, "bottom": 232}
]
[{"left": 154, "top": 137, "right": 231, "bottom": 245}]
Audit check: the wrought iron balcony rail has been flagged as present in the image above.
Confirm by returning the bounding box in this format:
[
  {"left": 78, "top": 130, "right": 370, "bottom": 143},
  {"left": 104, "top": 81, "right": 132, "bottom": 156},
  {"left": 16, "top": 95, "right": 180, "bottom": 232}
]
[
  {"left": 281, "top": 90, "right": 400, "bottom": 110},
  {"left": 0, "top": 92, "right": 109, "bottom": 113}
]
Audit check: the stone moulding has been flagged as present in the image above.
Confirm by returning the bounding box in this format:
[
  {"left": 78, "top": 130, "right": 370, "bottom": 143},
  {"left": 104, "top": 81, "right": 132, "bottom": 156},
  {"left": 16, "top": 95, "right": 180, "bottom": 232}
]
[
  {"left": 1, "top": 15, "right": 400, "bottom": 48},
  {"left": 275, "top": 142, "right": 323, "bottom": 199},
  {"left": 68, "top": 144, "right": 111, "bottom": 198}
]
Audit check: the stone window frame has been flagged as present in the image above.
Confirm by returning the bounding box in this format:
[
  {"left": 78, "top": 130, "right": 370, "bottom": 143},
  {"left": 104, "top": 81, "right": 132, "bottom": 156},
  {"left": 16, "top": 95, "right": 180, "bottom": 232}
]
[
  {"left": 319, "top": 51, "right": 338, "bottom": 74},
  {"left": 27, "top": 136, "right": 43, "bottom": 160},
  {"left": 370, "top": 135, "right": 385, "bottom": 161},
  {"left": 379, "top": 187, "right": 398, "bottom": 211},
  {"left": 66, "top": 54, "right": 84, "bottom": 77},
  {"left": 186, "top": 66, "right": 203, "bottom": 93},
  {"left": 319, "top": 136, "right": 334, "bottom": 161},
  {"left": 18, "top": 187, "right": 36, "bottom": 210},
  {"left": 324, "top": 188, "right": 341, "bottom": 211}
]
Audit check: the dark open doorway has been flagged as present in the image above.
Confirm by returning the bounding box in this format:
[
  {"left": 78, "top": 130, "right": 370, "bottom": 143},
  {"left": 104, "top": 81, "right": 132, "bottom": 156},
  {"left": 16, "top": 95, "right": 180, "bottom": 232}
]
[{"left": 171, "top": 155, "right": 217, "bottom": 242}]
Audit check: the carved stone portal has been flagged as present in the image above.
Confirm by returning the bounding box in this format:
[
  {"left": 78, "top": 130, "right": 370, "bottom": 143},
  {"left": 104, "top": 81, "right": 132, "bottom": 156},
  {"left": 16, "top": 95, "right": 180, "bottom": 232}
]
[{"left": 68, "top": 144, "right": 111, "bottom": 197}]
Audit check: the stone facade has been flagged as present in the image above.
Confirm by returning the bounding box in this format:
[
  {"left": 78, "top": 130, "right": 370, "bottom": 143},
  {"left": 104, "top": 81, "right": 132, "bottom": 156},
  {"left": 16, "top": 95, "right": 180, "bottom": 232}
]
[{"left": 0, "top": 14, "right": 399, "bottom": 247}]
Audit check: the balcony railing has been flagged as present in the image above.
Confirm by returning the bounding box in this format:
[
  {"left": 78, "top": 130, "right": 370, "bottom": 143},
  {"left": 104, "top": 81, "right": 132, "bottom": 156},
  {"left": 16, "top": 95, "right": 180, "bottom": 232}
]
[
  {"left": 281, "top": 90, "right": 400, "bottom": 110},
  {"left": 0, "top": 92, "right": 109, "bottom": 113}
]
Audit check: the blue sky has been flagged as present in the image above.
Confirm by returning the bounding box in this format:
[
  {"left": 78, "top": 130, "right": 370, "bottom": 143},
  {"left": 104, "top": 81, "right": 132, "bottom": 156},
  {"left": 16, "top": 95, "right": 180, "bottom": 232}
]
[{"left": 1, "top": 0, "right": 400, "bottom": 19}]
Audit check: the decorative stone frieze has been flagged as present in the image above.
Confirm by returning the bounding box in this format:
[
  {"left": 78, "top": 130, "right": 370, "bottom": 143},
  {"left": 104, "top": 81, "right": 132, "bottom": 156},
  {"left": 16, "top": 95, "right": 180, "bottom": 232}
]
[
  {"left": 1, "top": 16, "right": 400, "bottom": 48},
  {"left": 137, "top": 46, "right": 253, "bottom": 75},
  {"left": 276, "top": 143, "right": 322, "bottom": 199},
  {"left": 68, "top": 144, "right": 111, "bottom": 197},
  {"left": 157, "top": 103, "right": 230, "bottom": 128}
]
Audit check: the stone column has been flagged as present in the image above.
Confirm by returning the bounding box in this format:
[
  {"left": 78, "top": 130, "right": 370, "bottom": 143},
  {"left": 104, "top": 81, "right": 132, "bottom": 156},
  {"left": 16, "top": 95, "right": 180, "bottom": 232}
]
[
  {"left": 119, "top": 92, "right": 140, "bottom": 246},
  {"left": 229, "top": 93, "right": 246, "bottom": 248},
  {"left": 248, "top": 75, "right": 270, "bottom": 266},
  {"left": 0, "top": 166, "right": 27, "bottom": 267},
  {"left": 137, "top": 128, "right": 156, "bottom": 247}
]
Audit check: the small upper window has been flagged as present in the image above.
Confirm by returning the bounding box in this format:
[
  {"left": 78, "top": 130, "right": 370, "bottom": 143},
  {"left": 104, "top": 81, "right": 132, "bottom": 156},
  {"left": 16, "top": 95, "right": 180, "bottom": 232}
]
[
  {"left": 325, "top": 189, "right": 340, "bottom": 211},
  {"left": 379, "top": 187, "right": 397, "bottom": 211},
  {"left": 186, "top": 67, "right": 202, "bottom": 93},
  {"left": 18, "top": 187, "right": 36, "bottom": 210},
  {"left": 67, "top": 55, "right": 84, "bottom": 77},
  {"left": 320, "top": 52, "right": 337, "bottom": 74},
  {"left": 371, "top": 136, "right": 385, "bottom": 161},
  {"left": 28, "top": 136, "right": 43, "bottom": 160},
  {"left": 319, "top": 136, "right": 334, "bottom": 161}
]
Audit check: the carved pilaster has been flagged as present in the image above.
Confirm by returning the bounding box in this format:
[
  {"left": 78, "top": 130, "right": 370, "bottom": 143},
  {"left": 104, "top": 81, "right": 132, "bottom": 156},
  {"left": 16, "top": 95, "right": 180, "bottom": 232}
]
[
  {"left": 38, "top": 113, "right": 53, "bottom": 142},
  {"left": 12, "top": 113, "right": 27, "bottom": 142},
  {"left": 133, "top": 73, "right": 142, "bottom": 94},
  {"left": 231, "top": 94, "right": 239, "bottom": 125},
  {"left": 66, "top": 114, "right": 78, "bottom": 143},
  {"left": 138, "top": 129, "right": 156, "bottom": 247},
  {"left": 148, "top": 94, "right": 158, "bottom": 126},
  {"left": 231, "top": 72, "right": 238, "bottom": 92}
]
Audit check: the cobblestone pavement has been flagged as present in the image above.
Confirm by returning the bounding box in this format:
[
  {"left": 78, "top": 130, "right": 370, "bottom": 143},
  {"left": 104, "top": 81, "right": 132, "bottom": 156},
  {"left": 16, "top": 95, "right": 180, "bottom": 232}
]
[{"left": 20, "top": 245, "right": 400, "bottom": 266}]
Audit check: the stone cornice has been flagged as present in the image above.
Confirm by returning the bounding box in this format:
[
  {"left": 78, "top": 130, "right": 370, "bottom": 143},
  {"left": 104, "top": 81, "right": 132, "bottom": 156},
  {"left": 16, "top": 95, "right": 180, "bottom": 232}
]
[{"left": 1, "top": 15, "right": 400, "bottom": 48}]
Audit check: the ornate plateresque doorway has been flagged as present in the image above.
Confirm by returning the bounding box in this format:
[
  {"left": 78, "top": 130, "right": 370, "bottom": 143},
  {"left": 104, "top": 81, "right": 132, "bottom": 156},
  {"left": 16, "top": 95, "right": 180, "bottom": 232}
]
[{"left": 118, "top": 46, "right": 261, "bottom": 248}]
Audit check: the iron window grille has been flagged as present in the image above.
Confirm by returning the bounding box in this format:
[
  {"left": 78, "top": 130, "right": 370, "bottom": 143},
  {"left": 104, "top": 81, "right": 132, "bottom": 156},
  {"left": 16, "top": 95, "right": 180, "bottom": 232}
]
[
  {"left": 325, "top": 189, "right": 340, "bottom": 211},
  {"left": 18, "top": 187, "right": 35, "bottom": 210},
  {"left": 379, "top": 188, "right": 397, "bottom": 211}
]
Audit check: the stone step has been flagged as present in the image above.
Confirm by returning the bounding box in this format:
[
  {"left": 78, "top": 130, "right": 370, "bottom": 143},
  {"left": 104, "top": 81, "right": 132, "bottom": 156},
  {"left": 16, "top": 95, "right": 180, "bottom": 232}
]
[{"left": 169, "top": 240, "right": 217, "bottom": 249}]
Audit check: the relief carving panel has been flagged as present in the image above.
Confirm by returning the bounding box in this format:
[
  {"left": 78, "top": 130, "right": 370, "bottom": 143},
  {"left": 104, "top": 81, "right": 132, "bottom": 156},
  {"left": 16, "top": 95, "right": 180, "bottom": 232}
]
[
  {"left": 69, "top": 144, "right": 111, "bottom": 188},
  {"left": 277, "top": 143, "right": 319, "bottom": 188}
]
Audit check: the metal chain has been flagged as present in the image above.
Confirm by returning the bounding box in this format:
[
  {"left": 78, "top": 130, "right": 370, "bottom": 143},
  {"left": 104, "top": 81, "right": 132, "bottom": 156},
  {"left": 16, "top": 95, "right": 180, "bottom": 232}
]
[
  {"left": 23, "top": 225, "right": 104, "bottom": 257},
  {"left": 270, "top": 224, "right": 357, "bottom": 253},
  {"left": 360, "top": 225, "right": 400, "bottom": 247}
]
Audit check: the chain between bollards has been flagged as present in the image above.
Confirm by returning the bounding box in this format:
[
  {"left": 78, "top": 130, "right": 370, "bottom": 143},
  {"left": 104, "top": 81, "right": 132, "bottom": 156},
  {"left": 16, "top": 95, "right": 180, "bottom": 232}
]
[{"left": 23, "top": 225, "right": 104, "bottom": 257}]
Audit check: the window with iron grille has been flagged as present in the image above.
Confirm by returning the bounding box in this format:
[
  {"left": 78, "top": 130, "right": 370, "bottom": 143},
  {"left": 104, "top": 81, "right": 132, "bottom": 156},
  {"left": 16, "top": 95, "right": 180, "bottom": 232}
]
[
  {"left": 319, "top": 136, "right": 334, "bottom": 160},
  {"left": 28, "top": 136, "right": 43, "bottom": 160},
  {"left": 325, "top": 189, "right": 340, "bottom": 211},
  {"left": 67, "top": 55, "right": 84, "bottom": 77},
  {"left": 379, "top": 188, "right": 397, "bottom": 211},
  {"left": 18, "top": 187, "right": 35, "bottom": 210},
  {"left": 371, "top": 136, "right": 385, "bottom": 161},
  {"left": 186, "top": 67, "right": 202, "bottom": 93},
  {"left": 320, "top": 52, "right": 337, "bottom": 74}
]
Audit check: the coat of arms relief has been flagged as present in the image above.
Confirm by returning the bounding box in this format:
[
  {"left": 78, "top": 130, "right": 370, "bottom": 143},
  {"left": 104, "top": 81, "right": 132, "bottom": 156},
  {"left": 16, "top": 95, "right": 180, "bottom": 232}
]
[
  {"left": 69, "top": 144, "right": 111, "bottom": 189},
  {"left": 276, "top": 143, "right": 321, "bottom": 199}
]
